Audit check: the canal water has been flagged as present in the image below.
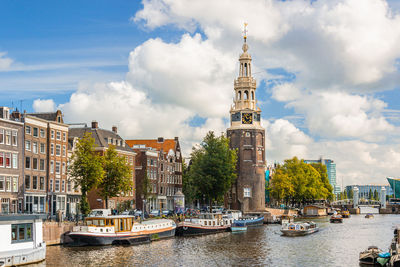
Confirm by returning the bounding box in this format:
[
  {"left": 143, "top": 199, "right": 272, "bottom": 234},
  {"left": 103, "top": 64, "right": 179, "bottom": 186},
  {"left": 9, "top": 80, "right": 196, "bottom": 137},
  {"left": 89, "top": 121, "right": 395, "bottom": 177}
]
[{"left": 44, "top": 213, "right": 399, "bottom": 267}]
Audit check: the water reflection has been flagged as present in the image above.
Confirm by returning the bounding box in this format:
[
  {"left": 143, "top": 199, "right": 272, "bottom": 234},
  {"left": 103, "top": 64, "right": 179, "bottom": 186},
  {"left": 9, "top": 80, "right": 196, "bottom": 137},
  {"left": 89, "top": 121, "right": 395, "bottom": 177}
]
[{"left": 44, "top": 214, "right": 400, "bottom": 266}]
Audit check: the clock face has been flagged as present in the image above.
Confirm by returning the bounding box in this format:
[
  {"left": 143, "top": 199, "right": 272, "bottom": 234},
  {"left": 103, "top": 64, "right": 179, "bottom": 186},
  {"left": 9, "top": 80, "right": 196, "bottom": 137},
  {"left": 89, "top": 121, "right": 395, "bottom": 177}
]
[{"left": 242, "top": 113, "right": 253, "bottom": 124}]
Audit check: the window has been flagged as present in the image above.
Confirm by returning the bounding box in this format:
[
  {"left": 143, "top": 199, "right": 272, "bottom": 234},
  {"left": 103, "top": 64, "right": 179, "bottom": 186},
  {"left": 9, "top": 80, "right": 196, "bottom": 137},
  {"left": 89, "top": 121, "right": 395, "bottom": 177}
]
[
  {"left": 50, "top": 144, "right": 54, "bottom": 155},
  {"left": 56, "top": 131, "right": 61, "bottom": 140},
  {"left": 56, "top": 144, "right": 61, "bottom": 156},
  {"left": 6, "top": 177, "right": 11, "bottom": 191},
  {"left": 26, "top": 126, "right": 31, "bottom": 135},
  {"left": 244, "top": 187, "right": 252, "bottom": 197},
  {"left": 5, "top": 130, "right": 11, "bottom": 145},
  {"left": 12, "top": 131, "right": 17, "bottom": 146},
  {"left": 40, "top": 143, "right": 45, "bottom": 154},
  {"left": 32, "top": 142, "right": 38, "bottom": 154},
  {"left": 55, "top": 180, "right": 60, "bottom": 192},
  {"left": 33, "top": 127, "right": 38, "bottom": 137},
  {"left": 62, "top": 162, "right": 66, "bottom": 174},
  {"left": 25, "top": 175, "right": 30, "bottom": 189},
  {"left": 63, "top": 145, "right": 66, "bottom": 157},
  {"left": 39, "top": 159, "right": 45, "bottom": 171},
  {"left": 32, "top": 158, "right": 38, "bottom": 170},
  {"left": 40, "top": 128, "right": 45, "bottom": 138},
  {"left": 0, "top": 129, "right": 3, "bottom": 144},
  {"left": 12, "top": 154, "right": 17, "bottom": 169},
  {"left": 55, "top": 162, "right": 60, "bottom": 174},
  {"left": 39, "top": 176, "right": 45, "bottom": 190},
  {"left": 49, "top": 179, "right": 53, "bottom": 191},
  {"left": 25, "top": 140, "right": 31, "bottom": 151},
  {"left": 32, "top": 176, "right": 38, "bottom": 190},
  {"left": 50, "top": 161, "right": 54, "bottom": 173},
  {"left": 67, "top": 180, "right": 71, "bottom": 192},
  {"left": 13, "top": 177, "right": 17, "bottom": 192},
  {"left": 63, "top": 132, "right": 66, "bottom": 142},
  {"left": 11, "top": 224, "right": 33, "bottom": 243},
  {"left": 5, "top": 153, "right": 11, "bottom": 168},
  {"left": 0, "top": 176, "right": 4, "bottom": 191},
  {"left": 51, "top": 130, "right": 54, "bottom": 139},
  {"left": 62, "top": 180, "right": 65, "bottom": 192}
]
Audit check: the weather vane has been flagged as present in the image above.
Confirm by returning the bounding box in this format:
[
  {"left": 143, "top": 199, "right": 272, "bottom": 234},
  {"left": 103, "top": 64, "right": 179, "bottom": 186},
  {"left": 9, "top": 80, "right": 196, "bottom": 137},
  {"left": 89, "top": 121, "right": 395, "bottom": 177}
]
[{"left": 243, "top": 22, "right": 248, "bottom": 42}]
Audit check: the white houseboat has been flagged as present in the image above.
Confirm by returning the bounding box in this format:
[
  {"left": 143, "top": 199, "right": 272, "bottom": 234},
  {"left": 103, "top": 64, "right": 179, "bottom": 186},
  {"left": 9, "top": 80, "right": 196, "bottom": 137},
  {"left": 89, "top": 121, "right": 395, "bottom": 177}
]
[
  {"left": 67, "top": 214, "right": 176, "bottom": 246},
  {"left": 175, "top": 213, "right": 233, "bottom": 236},
  {"left": 0, "top": 214, "right": 46, "bottom": 266},
  {"left": 281, "top": 221, "right": 319, "bottom": 237}
]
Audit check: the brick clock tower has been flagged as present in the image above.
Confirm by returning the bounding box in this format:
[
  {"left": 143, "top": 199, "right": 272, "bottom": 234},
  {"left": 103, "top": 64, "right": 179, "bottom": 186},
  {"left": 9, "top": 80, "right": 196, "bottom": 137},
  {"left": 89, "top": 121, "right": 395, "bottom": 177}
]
[{"left": 226, "top": 28, "right": 266, "bottom": 213}]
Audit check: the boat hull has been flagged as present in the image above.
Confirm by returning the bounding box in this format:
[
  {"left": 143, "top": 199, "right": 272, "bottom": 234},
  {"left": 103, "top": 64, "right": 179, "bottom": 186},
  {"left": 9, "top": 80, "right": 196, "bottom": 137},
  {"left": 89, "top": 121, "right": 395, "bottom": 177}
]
[
  {"left": 281, "top": 228, "right": 319, "bottom": 237},
  {"left": 0, "top": 242, "right": 46, "bottom": 267},
  {"left": 330, "top": 218, "right": 343, "bottom": 223},
  {"left": 67, "top": 232, "right": 151, "bottom": 246},
  {"left": 234, "top": 217, "right": 264, "bottom": 227},
  {"left": 175, "top": 224, "right": 229, "bottom": 236},
  {"left": 231, "top": 226, "right": 247, "bottom": 232}
]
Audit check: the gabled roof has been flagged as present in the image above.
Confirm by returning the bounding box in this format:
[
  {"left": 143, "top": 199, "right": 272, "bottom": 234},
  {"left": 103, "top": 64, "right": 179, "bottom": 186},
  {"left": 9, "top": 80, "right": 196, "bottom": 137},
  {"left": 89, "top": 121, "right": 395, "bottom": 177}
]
[
  {"left": 26, "top": 110, "right": 63, "bottom": 123},
  {"left": 68, "top": 127, "right": 135, "bottom": 153},
  {"left": 126, "top": 139, "right": 177, "bottom": 153}
]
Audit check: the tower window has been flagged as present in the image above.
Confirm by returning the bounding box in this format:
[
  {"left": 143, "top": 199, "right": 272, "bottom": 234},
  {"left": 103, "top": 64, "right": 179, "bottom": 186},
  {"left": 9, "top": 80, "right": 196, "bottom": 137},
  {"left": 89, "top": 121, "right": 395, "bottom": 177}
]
[
  {"left": 238, "top": 91, "right": 241, "bottom": 100},
  {"left": 244, "top": 90, "right": 249, "bottom": 100},
  {"left": 244, "top": 63, "right": 248, "bottom": 76},
  {"left": 251, "top": 91, "right": 254, "bottom": 100}
]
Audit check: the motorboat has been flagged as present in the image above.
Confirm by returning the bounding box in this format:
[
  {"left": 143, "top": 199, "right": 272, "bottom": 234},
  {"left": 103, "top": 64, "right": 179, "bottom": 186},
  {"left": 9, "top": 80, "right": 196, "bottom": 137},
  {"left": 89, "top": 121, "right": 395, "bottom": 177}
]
[
  {"left": 281, "top": 222, "right": 318, "bottom": 237},
  {"left": 365, "top": 213, "right": 374, "bottom": 219},
  {"left": 175, "top": 213, "right": 232, "bottom": 236},
  {"left": 67, "top": 214, "right": 176, "bottom": 246},
  {"left": 340, "top": 210, "right": 351, "bottom": 218},
  {"left": 233, "top": 215, "right": 264, "bottom": 227},
  {"left": 359, "top": 246, "right": 381, "bottom": 266},
  {"left": 230, "top": 221, "right": 247, "bottom": 232},
  {"left": 330, "top": 214, "right": 343, "bottom": 223}
]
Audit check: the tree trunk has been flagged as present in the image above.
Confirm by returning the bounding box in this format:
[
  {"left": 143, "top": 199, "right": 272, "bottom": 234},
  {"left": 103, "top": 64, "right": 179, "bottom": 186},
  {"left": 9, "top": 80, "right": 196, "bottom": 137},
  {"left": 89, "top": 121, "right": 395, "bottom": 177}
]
[
  {"left": 209, "top": 199, "right": 212, "bottom": 214},
  {"left": 105, "top": 196, "right": 108, "bottom": 209}
]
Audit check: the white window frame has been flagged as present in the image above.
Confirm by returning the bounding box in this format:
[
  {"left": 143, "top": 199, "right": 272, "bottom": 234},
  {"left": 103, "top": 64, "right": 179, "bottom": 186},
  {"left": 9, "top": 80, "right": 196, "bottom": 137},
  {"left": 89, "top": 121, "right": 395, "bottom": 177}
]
[
  {"left": 56, "top": 144, "right": 61, "bottom": 156},
  {"left": 32, "top": 142, "right": 38, "bottom": 154},
  {"left": 244, "top": 187, "right": 252, "bottom": 198},
  {"left": 12, "top": 154, "right": 17, "bottom": 169},
  {"left": 62, "top": 132, "right": 66, "bottom": 142},
  {"left": 25, "top": 140, "right": 31, "bottom": 151},
  {"left": 50, "top": 160, "right": 54, "bottom": 174},
  {"left": 33, "top": 127, "right": 38, "bottom": 137},
  {"left": 40, "top": 143, "right": 45, "bottom": 154},
  {"left": 25, "top": 126, "right": 31, "bottom": 135},
  {"left": 40, "top": 128, "right": 45, "bottom": 138},
  {"left": 51, "top": 130, "right": 54, "bottom": 140},
  {"left": 12, "top": 131, "right": 17, "bottom": 146},
  {"left": 56, "top": 131, "right": 61, "bottom": 140}
]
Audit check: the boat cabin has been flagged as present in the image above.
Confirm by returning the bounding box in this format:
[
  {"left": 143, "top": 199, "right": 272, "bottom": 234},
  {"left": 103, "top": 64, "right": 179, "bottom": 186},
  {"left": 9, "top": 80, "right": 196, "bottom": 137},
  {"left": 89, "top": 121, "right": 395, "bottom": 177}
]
[
  {"left": 0, "top": 214, "right": 46, "bottom": 266},
  {"left": 82, "top": 215, "right": 135, "bottom": 233},
  {"left": 185, "top": 213, "right": 233, "bottom": 227}
]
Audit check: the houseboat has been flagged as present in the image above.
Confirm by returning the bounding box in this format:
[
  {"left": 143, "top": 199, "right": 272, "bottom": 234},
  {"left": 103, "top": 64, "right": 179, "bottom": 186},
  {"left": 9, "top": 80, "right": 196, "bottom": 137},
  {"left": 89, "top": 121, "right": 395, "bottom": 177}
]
[
  {"left": 303, "top": 205, "right": 327, "bottom": 217},
  {"left": 67, "top": 215, "right": 176, "bottom": 246},
  {"left": 175, "top": 213, "right": 232, "bottom": 236},
  {"left": 281, "top": 222, "right": 319, "bottom": 237},
  {"left": 0, "top": 214, "right": 46, "bottom": 266}
]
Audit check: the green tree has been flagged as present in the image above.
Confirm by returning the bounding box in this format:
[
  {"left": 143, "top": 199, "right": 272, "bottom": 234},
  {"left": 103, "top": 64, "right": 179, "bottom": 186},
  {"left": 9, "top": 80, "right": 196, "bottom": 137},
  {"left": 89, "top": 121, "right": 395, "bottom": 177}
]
[
  {"left": 269, "top": 168, "right": 293, "bottom": 204},
  {"left": 188, "top": 131, "right": 237, "bottom": 212},
  {"left": 182, "top": 161, "right": 198, "bottom": 206},
  {"left": 98, "top": 145, "right": 133, "bottom": 209},
  {"left": 69, "top": 132, "right": 105, "bottom": 216},
  {"left": 373, "top": 189, "right": 378, "bottom": 201},
  {"left": 369, "top": 188, "right": 373, "bottom": 200},
  {"left": 348, "top": 188, "right": 354, "bottom": 199},
  {"left": 343, "top": 189, "right": 348, "bottom": 200},
  {"left": 309, "top": 163, "right": 334, "bottom": 201}
]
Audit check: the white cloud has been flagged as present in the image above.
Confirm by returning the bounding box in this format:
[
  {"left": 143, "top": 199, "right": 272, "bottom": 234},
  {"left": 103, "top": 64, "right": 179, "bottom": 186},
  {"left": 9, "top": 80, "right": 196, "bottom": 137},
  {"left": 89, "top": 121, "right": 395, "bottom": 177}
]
[
  {"left": 271, "top": 83, "right": 302, "bottom": 102},
  {"left": 33, "top": 99, "right": 56, "bottom": 112},
  {"left": 0, "top": 52, "right": 13, "bottom": 70}
]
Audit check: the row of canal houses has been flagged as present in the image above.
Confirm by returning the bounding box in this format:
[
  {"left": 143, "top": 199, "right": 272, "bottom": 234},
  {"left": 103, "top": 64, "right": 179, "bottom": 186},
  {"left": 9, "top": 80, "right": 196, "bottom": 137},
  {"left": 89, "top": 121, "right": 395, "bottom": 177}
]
[{"left": 0, "top": 106, "right": 183, "bottom": 217}]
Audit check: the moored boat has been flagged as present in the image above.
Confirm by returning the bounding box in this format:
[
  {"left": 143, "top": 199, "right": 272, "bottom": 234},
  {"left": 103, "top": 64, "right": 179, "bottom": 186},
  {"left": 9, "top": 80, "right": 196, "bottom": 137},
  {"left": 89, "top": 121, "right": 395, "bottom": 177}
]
[
  {"left": 231, "top": 221, "right": 247, "bottom": 232},
  {"left": 330, "top": 214, "right": 343, "bottom": 223},
  {"left": 359, "top": 246, "right": 381, "bottom": 266},
  {"left": 233, "top": 216, "right": 264, "bottom": 227},
  {"left": 340, "top": 210, "right": 351, "bottom": 218},
  {"left": 67, "top": 215, "right": 176, "bottom": 246},
  {"left": 281, "top": 222, "right": 319, "bottom": 237},
  {"left": 0, "top": 214, "right": 46, "bottom": 266},
  {"left": 365, "top": 213, "right": 374, "bottom": 219},
  {"left": 175, "top": 213, "right": 232, "bottom": 236}
]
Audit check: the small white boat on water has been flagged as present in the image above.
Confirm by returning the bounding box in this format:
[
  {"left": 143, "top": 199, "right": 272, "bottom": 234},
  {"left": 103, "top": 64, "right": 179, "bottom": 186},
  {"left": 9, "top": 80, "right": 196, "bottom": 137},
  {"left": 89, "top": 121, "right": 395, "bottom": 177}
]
[
  {"left": 281, "top": 222, "right": 319, "bottom": 237},
  {"left": 0, "top": 214, "right": 46, "bottom": 266}
]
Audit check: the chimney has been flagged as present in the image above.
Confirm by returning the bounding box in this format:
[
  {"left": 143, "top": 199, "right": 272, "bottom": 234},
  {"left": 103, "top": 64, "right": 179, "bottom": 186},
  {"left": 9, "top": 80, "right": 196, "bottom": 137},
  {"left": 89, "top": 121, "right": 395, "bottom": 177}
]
[
  {"left": 91, "top": 121, "right": 98, "bottom": 129},
  {"left": 174, "top": 137, "right": 179, "bottom": 141},
  {"left": 157, "top": 137, "right": 164, "bottom": 143},
  {"left": 112, "top": 126, "right": 117, "bottom": 133},
  {"left": 11, "top": 109, "right": 21, "bottom": 121}
]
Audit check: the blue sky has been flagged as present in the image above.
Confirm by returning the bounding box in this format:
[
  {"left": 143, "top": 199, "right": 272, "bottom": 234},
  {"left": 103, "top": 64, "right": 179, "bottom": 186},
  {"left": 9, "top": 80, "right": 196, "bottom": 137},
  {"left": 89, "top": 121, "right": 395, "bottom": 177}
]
[{"left": 2, "top": 0, "right": 400, "bottom": 186}]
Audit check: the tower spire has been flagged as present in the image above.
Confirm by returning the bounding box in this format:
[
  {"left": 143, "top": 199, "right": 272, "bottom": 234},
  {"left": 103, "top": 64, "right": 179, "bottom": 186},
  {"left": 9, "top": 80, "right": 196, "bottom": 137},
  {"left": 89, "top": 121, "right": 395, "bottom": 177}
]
[{"left": 243, "top": 22, "right": 248, "bottom": 43}]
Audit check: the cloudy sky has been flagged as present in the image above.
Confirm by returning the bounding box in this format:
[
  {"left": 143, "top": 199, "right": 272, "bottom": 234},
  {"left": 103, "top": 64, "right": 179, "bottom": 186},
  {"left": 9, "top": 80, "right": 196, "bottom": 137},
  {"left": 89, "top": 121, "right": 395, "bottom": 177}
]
[{"left": 2, "top": 0, "right": 400, "bottom": 187}]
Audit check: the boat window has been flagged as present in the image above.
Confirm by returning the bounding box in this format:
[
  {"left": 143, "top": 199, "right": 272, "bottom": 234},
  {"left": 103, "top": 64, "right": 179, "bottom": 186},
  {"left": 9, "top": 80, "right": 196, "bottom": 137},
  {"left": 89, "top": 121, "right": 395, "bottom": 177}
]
[
  {"left": 86, "top": 220, "right": 93, "bottom": 226},
  {"left": 11, "top": 223, "right": 33, "bottom": 243},
  {"left": 99, "top": 220, "right": 105, "bottom": 226},
  {"left": 120, "top": 220, "right": 124, "bottom": 231},
  {"left": 92, "top": 220, "right": 99, "bottom": 226},
  {"left": 204, "top": 221, "right": 207, "bottom": 226},
  {"left": 213, "top": 221, "right": 215, "bottom": 226}
]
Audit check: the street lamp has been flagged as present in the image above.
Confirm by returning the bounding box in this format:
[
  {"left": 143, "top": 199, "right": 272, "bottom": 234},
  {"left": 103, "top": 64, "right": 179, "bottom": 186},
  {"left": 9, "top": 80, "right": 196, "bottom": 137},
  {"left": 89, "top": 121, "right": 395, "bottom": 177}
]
[{"left": 141, "top": 194, "right": 146, "bottom": 221}]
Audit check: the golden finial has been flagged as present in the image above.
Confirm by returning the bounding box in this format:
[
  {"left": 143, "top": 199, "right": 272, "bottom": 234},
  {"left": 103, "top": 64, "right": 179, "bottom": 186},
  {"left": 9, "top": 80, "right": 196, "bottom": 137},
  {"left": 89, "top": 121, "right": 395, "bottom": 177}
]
[{"left": 243, "top": 22, "right": 248, "bottom": 43}]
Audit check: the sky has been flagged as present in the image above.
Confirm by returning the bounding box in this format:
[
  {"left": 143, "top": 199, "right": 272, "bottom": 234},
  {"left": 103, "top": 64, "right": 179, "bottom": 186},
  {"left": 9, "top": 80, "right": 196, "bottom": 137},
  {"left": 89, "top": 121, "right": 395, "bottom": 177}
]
[{"left": 1, "top": 0, "right": 400, "bottom": 188}]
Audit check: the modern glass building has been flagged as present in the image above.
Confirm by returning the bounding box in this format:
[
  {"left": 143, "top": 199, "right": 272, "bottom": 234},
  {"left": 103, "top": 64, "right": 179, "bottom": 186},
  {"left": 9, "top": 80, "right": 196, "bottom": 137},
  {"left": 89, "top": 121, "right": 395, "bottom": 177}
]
[
  {"left": 387, "top": 177, "right": 400, "bottom": 198},
  {"left": 304, "top": 158, "right": 340, "bottom": 194},
  {"left": 345, "top": 184, "right": 393, "bottom": 199}
]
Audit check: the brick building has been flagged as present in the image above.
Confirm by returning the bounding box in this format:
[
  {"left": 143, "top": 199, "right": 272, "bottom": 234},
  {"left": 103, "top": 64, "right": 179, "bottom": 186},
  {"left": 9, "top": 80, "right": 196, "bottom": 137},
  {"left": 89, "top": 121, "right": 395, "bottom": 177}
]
[
  {"left": 22, "top": 110, "right": 69, "bottom": 216},
  {"left": 126, "top": 137, "right": 183, "bottom": 212},
  {"left": 0, "top": 107, "right": 24, "bottom": 214},
  {"left": 68, "top": 121, "right": 136, "bottom": 210}
]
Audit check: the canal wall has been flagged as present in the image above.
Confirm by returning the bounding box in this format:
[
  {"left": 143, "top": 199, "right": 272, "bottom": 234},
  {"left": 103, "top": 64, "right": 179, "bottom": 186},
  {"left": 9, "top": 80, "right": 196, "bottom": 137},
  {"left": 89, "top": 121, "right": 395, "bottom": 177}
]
[
  {"left": 380, "top": 204, "right": 400, "bottom": 214},
  {"left": 43, "top": 221, "right": 76, "bottom": 245}
]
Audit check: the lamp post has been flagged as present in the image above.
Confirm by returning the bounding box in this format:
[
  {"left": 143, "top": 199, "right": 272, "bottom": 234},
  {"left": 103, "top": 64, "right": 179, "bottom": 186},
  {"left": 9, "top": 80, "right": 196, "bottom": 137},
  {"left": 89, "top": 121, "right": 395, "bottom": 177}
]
[{"left": 141, "top": 194, "right": 146, "bottom": 221}]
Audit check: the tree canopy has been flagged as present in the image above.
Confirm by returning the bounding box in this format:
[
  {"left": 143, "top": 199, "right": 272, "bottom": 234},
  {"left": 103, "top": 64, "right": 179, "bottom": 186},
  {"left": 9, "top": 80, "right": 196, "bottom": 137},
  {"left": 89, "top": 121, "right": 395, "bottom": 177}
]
[
  {"left": 184, "top": 131, "right": 237, "bottom": 209},
  {"left": 69, "top": 132, "right": 104, "bottom": 215},
  {"left": 269, "top": 157, "right": 334, "bottom": 205},
  {"left": 98, "top": 145, "right": 133, "bottom": 209}
]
